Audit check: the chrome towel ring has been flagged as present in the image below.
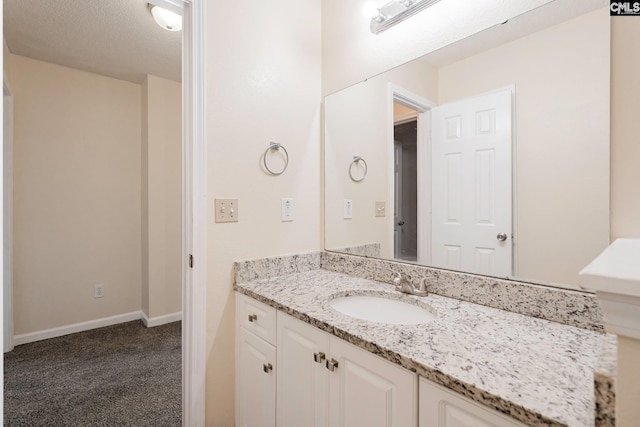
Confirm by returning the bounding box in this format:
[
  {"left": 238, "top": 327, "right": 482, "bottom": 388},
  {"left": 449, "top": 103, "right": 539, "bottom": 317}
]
[
  {"left": 263, "top": 142, "right": 289, "bottom": 176},
  {"left": 349, "top": 156, "right": 367, "bottom": 182}
]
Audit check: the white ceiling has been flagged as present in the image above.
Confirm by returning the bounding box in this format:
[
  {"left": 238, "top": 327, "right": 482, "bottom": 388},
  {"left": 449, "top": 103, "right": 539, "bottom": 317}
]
[{"left": 4, "top": 0, "right": 181, "bottom": 84}]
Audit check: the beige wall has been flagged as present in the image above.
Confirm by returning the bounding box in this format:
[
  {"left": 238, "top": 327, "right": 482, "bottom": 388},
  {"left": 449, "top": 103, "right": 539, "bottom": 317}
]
[
  {"left": 204, "top": 0, "right": 322, "bottom": 424},
  {"left": 438, "top": 9, "right": 610, "bottom": 286},
  {"left": 325, "top": 57, "right": 438, "bottom": 258},
  {"left": 141, "top": 75, "right": 182, "bottom": 320},
  {"left": 321, "top": 0, "right": 553, "bottom": 96},
  {"left": 10, "top": 54, "right": 142, "bottom": 335},
  {"left": 611, "top": 18, "right": 640, "bottom": 427},
  {"left": 611, "top": 19, "right": 640, "bottom": 240}
]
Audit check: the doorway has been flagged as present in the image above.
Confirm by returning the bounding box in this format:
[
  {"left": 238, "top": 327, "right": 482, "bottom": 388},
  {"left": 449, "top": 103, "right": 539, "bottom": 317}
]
[
  {"left": 393, "top": 117, "right": 418, "bottom": 262},
  {"left": 1, "top": 0, "right": 206, "bottom": 424}
]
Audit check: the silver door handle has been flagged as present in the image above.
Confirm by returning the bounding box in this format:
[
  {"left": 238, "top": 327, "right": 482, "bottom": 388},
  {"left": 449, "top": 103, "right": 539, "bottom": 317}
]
[{"left": 497, "top": 233, "right": 508, "bottom": 242}]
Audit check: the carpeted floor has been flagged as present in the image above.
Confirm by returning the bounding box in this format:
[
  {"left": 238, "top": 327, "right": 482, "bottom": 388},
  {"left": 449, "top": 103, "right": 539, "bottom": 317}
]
[{"left": 4, "top": 321, "right": 181, "bottom": 427}]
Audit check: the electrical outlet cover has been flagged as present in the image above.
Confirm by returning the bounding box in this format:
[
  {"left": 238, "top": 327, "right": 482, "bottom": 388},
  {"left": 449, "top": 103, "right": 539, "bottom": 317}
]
[
  {"left": 281, "top": 198, "right": 294, "bottom": 222},
  {"left": 344, "top": 199, "right": 353, "bottom": 219}
]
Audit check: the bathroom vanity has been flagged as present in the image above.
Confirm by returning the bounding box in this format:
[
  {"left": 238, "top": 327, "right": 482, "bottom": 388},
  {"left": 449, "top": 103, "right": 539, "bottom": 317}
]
[{"left": 234, "top": 253, "right": 612, "bottom": 427}]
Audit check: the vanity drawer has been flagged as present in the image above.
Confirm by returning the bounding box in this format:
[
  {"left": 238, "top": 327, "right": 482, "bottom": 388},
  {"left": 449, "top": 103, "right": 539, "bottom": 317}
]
[{"left": 236, "top": 292, "right": 276, "bottom": 345}]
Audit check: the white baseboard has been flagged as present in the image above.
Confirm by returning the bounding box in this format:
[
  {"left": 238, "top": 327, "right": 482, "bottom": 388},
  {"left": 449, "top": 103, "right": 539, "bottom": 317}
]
[
  {"left": 141, "top": 311, "right": 182, "bottom": 328},
  {"left": 13, "top": 311, "right": 142, "bottom": 346}
]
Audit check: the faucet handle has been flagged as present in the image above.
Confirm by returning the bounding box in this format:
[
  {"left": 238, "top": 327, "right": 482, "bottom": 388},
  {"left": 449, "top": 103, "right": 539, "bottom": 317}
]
[{"left": 413, "top": 277, "right": 429, "bottom": 296}]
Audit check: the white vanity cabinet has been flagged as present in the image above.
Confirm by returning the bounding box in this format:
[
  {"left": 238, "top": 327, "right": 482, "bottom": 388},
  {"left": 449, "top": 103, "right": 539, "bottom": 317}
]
[
  {"left": 236, "top": 293, "right": 277, "bottom": 427},
  {"left": 419, "top": 378, "right": 526, "bottom": 427},
  {"left": 276, "top": 311, "right": 330, "bottom": 427},
  {"left": 236, "top": 292, "right": 524, "bottom": 427},
  {"left": 276, "top": 311, "right": 417, "bottom": 427}
]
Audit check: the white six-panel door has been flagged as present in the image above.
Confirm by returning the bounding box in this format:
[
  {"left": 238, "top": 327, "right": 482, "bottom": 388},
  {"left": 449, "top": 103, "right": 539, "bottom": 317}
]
[{"left": 431, "top": 89, "right": 513, "bottom": 277}]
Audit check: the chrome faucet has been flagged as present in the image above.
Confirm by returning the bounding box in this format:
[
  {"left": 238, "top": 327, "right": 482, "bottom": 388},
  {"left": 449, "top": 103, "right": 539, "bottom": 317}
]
[{"left": 392, "top": 272, "right": 428, "bottom": 297}]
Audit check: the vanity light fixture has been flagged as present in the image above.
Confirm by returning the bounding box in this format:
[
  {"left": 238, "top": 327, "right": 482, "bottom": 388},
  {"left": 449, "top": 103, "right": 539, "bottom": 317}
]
[
  {"left": 148, "top": 3, "right": 183, "bottom": 32},
  {"left": 370, "top": 0, "right": 442, "bottom": 34}
]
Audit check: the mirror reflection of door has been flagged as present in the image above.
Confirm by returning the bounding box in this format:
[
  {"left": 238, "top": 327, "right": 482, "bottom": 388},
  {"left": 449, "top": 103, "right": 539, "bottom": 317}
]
[
  {"left": 393, "top": 103, "right": 419, "bottom": 262},
  {"left": 431, "top": 88, "right": 513, "bottom": 277}
]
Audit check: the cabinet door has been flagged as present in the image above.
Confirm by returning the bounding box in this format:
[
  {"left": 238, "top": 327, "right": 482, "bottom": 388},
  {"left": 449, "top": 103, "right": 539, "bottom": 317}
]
[
  {"left": 236, "top": 327, "right": 276, "bottom": 427},
  {"left": 419, "top": 378, "right": 526, "bottom": 427},
  {"left": 329, "top": 337, "right": 418, "bottom": 427},
  {"left": 277, "top": 312, "right": 330, "bottom": 427}
]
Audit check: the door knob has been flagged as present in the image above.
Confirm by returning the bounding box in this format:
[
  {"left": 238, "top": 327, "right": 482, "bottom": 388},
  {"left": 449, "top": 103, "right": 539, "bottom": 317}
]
[{"left": 496, "top": 233, "right": 508, "bottom": 242}]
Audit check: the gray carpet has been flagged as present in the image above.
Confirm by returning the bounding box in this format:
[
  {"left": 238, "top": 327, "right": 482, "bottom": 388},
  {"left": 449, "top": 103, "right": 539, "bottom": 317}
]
[{"left": 4, "top": 321, "right": 181, "bottom": 427}]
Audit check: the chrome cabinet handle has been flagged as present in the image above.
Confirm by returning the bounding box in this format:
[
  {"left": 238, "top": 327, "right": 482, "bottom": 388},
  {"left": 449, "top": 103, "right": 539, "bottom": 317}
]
[
  {"left": 326, "top": 358, "right": 339, "bottom": 372},
  {"left": 248, "top": 314, "right": 257, "bottom": 322},
  {"left": 314, "top": 352, "right": 326, "bottom": 363},
  {"left": 263, "top": 363, "right": 273, "bottom": 373},
  {"left": 497, "top": 233, "right": 508, "bottom": 242}
]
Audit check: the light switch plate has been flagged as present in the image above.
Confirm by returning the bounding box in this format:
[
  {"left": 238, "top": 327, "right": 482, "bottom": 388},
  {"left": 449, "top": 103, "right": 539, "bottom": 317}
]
[
  {"left": 281, "top": 198, "right": 294, "bottom": 222},
  {"left": 344, "top": 199, "right": 353, "bottom": 219},
  {"left": 375, "top": 201, "right": 386, "bottom": 217},
  {"left": 215, "top": 198, "right": 239, "bottom": 223}
]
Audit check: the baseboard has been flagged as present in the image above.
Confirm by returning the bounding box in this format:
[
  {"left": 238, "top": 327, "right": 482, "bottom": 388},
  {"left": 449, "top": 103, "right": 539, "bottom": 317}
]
[
  {"left": 13, "top": 311, "right": 142, "bottom": 346},
  {"left": 141, "top": 311, "right": 182, "bottom": 328}
]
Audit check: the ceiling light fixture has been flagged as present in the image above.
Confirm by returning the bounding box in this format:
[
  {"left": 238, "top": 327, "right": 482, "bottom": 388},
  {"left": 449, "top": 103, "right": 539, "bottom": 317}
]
[
  {"left": 148, "top": 4, "right": 183, "bottom": 32},
  {"left": 370, "top": 0, "right": 442, "bottom": 34}
]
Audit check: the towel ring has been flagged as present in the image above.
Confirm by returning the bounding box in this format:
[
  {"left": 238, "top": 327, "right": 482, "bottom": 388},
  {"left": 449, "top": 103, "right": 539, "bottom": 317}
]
[
  {"left": 349, "top": 156, "right": 367, "bottom": 182},
  {"left": 263, "top": 142, "right": 289, "bottom": 176}
]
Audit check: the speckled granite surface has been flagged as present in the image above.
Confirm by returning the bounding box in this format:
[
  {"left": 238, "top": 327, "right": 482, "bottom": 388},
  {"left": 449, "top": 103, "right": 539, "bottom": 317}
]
[
  {"left": 594, "top": 334, "right": 616, "bottom": 426},
  {"left": 235, "top": 269, "right": 607, "bottom": 427},
  {"left": 234, "top": 252, "right": 320, "bottom": 283},
  {"left": 330, "top": 242, "right": 381, "bottom": 257},
  {"left": 321, "top": 251, "right": 605, "bottom": 332}
]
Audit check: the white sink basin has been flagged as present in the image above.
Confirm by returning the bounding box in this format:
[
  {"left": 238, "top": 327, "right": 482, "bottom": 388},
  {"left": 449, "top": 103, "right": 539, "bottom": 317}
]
[{"left": 329, "top": 295, "right": 435, "bottom": 325}]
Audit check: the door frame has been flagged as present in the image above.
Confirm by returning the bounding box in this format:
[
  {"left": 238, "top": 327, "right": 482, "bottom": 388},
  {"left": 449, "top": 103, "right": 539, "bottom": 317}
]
[
  {"left": 151, "top": 0, "right": 207, "bottom": 425},
  {"left": 3, "top": 75, "right": 14, "bottom": 353},
  {"left": 387, "top": 84, "right": 435, "bottom": 265}
]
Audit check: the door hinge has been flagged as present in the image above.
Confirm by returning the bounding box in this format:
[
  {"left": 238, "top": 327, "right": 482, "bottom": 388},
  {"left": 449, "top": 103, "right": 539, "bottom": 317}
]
[{"left": 189, "top": 254, "right": 194, "bottom": 268}]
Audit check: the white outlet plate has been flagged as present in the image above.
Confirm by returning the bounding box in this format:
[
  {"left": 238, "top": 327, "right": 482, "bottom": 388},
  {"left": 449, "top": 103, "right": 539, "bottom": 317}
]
[
  {"left": 94, "top": 283, "right": 104, "bottom": 298},
  {"left": 375, "top": 201, "right": 386, "bottom": 217},
  {"left": 214, "top": 198, "right": 239, "bottom": 223},
  {"left": 344, "top": 199, "right": 353, "bottom": 219},
  {"left": 281, "top": 198, "right": 294, "bottom": 222}
]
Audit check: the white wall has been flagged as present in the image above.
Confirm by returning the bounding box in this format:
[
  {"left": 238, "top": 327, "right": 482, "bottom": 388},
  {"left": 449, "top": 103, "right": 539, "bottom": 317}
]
[
  {"left": 321, "top": 0, "right": 554, "bottom": 95},
  {"left": 325, "top": 57, "right": 437, "bottom": 257},
  {"left": 141, "top": 75, "right": 182, "bottom": 320},
  {"left": 10, "top": 54, "right": 142, "bottom": 335},
  {"left": 438, "top": 8, "right": 610, "bottom": 286},
  {"left": 204, "top": 0, "right": 322, "bottom": 424}
]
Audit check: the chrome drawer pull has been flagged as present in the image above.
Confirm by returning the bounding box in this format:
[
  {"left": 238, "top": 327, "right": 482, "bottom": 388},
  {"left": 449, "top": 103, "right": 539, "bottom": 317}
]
[
  {"left": 326, "top": 358, "right": 339, "bottom": 372},
  {"left": 313, "top": 352, "right": 326, "bottom": 363},
  {"left": 248, "top": 314, "right": 257, "bottom": 322},
  {"left": 263, "top": 363, "right": 273, "bottom": 373}
]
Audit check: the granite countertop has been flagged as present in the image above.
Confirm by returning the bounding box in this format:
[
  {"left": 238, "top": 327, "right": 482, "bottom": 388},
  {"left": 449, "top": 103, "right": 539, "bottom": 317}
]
[{"left": 235, "top": 269, "right": 608, "bottom": 427}]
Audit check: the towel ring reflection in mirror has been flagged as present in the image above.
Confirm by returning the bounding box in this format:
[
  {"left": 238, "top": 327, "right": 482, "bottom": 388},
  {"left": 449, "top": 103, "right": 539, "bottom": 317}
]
[
  {"left": 263, "top": 142, "right": 289, "bottom": 175},
  {"left": 349, "top": 156, "right": 367, "bottom": 182}
]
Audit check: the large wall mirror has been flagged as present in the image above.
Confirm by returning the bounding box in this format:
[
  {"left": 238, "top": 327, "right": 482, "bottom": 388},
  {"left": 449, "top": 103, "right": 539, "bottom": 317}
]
[{"left": 324, "top": 1, "right": 610, "bottom": 290}]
